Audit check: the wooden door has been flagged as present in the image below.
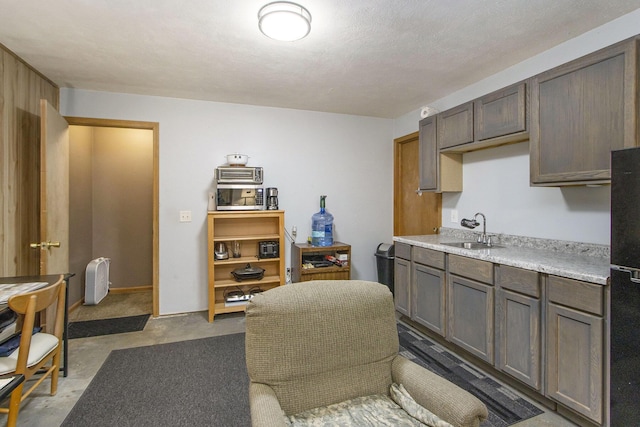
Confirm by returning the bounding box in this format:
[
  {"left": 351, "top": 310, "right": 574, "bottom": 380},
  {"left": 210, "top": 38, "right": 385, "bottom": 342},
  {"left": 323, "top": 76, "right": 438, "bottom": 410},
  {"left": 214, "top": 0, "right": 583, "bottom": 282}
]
[
  {"left": 394, "top": 131, "right": 441, "bottom": 236},
  {"left": 37, "top": 99, "right": 69, "bottom": 274}
]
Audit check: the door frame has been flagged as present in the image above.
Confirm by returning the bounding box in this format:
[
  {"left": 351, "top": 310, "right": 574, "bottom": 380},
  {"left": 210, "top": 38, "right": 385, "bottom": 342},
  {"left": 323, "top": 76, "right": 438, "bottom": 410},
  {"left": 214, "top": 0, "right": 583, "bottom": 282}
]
[
  {"left": 394, "top": 131, "right": 442, "bottom": 236},
  {"left": 65, "top": 116, "right": 160, "bottom": 317},
  {"left": 394, "top": 131, "right": 419, "bottom": 235}
]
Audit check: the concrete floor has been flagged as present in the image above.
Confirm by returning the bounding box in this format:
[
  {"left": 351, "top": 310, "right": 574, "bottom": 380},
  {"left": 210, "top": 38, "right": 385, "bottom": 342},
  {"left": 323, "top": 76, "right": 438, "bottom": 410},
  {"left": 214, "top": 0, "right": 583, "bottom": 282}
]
[{"left": 3, "top": 293, "right": 577, "bottom": 427}]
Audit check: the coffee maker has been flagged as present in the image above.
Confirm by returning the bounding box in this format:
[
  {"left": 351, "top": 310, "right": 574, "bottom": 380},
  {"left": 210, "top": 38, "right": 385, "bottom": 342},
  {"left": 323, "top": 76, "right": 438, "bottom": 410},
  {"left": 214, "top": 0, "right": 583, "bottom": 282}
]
[{"left": 266, "top": 188, "right": 278, "bottom": 210}]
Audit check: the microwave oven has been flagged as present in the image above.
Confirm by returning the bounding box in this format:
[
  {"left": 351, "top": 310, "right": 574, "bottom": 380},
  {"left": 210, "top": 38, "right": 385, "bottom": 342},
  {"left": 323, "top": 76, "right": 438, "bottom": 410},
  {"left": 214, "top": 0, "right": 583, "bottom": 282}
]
[{"left": 216, "top": 185, "right": 265, "bottom": 210}]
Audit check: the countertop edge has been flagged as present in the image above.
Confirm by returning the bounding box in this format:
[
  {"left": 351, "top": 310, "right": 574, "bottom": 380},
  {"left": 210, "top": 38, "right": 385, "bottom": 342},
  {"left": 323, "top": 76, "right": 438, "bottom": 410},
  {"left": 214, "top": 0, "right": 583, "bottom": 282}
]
[{"left": 393, "top": 235, "right": 609, "bottom": 285}]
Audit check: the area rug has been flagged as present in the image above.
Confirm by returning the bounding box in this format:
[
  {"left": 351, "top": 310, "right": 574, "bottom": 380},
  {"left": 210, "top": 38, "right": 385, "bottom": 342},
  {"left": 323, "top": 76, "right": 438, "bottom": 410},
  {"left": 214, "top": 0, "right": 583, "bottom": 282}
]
[
  {"left": 67, "top": 314, "right": 150, "bottom": 339},
  {"left": 61, "top": 333, "right": 249, "bottom": 427},
  {"left": 64, "top": 325, "right": 543, "bottom": 426},
  {"left": 398, "top": 322, "right": 544, "bottom": 427}
]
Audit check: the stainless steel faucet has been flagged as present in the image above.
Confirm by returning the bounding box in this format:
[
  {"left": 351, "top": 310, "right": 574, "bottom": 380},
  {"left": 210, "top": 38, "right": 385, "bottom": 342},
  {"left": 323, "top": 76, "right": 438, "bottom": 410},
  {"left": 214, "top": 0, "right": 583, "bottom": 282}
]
[
  {"left": 460, "top": 212, "right": 492, "bottom": 246},
  {"left": 473, "top": 213, "right": 488, "bottom": 245}
]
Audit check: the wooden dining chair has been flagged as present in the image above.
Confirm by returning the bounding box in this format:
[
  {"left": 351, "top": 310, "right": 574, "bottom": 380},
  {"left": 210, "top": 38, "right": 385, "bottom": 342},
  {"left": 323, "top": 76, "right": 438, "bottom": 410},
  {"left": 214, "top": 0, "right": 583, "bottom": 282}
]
[{"left": 0, "top": 275, "right": 65, "bottom": 427}]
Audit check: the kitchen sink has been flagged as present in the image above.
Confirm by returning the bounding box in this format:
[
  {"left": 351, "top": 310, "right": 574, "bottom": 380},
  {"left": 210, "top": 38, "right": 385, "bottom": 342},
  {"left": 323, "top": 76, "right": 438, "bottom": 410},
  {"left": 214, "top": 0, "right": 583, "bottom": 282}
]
[{"left": 440, "top": 241, "right": 503, "bottom": 250}]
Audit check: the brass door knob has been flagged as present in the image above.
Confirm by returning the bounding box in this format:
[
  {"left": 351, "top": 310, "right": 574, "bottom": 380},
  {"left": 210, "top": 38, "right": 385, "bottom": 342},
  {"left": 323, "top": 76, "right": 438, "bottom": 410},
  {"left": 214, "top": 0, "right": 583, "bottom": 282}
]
[{"left": 29, "top": 241, "right": 61, "bottom": 249}]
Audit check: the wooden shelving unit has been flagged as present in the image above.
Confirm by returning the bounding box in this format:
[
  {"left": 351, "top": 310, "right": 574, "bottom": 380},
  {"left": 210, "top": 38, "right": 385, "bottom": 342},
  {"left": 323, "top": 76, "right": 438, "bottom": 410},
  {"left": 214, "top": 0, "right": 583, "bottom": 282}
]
[
  {"left": 291, "top": 242, "right": 351, "bottom": 282},
  {"left": 207, "top": 210, "right": 285, "bottom": 322}
]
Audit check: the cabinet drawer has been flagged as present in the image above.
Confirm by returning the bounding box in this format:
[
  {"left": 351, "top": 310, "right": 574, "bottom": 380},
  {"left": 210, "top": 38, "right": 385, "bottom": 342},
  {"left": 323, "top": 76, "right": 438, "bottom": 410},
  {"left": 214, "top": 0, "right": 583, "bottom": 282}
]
[
  {"left": 547, "top": 275, "right": 603, "bottom": 316},
  {"left": 413, "top": 246, "right": 445, "bottom": 269},
  {"left": 448, "top": 254, "right": 493, "bottom": 284},
  {"left": 395, "top": 243, "right": 411, "bottom": 260},
  {"left": 496, "top": 265, "right": 540, "bottom": 298}
]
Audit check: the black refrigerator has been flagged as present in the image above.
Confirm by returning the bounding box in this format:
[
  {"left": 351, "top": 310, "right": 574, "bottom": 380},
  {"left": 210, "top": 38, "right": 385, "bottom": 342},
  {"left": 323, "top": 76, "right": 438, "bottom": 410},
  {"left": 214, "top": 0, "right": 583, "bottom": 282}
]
[{"left": 610, "top": 147, "right": 640, "bottom": 426}]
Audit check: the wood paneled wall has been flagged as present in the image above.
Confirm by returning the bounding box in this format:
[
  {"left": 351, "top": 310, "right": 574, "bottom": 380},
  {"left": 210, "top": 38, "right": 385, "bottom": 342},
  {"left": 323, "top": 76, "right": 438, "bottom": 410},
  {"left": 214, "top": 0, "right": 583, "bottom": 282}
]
[{"left": 0, "top": 44, "right": 59, "bottom": 277}]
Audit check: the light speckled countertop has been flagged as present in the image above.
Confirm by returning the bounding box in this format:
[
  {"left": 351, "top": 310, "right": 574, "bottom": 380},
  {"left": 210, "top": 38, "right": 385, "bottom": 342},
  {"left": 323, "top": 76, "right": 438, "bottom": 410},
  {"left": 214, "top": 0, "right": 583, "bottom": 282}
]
[{"left": 393, "top": 229, "right": 610, "bottom": 285}]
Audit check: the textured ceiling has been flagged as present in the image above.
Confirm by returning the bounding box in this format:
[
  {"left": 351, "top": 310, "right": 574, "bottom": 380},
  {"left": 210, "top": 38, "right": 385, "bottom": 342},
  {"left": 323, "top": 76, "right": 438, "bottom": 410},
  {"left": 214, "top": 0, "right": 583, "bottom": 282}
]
[{"left": 1, "top": 1, "right": 639, "bottom": 118}]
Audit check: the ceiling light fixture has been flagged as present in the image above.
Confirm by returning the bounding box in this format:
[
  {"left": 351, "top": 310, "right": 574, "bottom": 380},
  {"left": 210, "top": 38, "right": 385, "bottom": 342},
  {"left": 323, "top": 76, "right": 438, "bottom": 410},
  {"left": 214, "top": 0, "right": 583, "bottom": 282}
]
[{"left": 258, "top": 1, "right": 312, "bottom": 42}]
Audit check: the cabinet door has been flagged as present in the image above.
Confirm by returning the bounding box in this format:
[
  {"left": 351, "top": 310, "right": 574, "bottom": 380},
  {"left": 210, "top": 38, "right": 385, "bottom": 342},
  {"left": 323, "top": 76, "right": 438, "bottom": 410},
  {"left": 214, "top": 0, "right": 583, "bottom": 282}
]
[
  {"left": 530, "top": 39, "right": 637, "bottom": 185},
  {"left": 394, "top": 257, "right": 411, "bottom": 316},
  {"left": 438, "top": 102, "right": 474, "bottom": 149},
  {"left": 418, "top": 116, "right": 437, "bottom": 191},
  {"left": 475, "top": 82, "right": 527, "bottom": 141},
  {"left": 447, "top": 274, "right": 494, "bottom": 363},
  {"left": 495, "top": 288, "right": 541, "bottom": 390},
  {"left": 412, "top": 263, "right": 446, "bottom": 337},
  {"left": 546, "top": 302, "right": 603, "bottom": 424}
]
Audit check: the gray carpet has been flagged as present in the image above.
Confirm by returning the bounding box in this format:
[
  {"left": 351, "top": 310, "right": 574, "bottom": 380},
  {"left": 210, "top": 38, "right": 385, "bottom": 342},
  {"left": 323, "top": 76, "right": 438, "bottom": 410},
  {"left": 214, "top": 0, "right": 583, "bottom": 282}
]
[{"left": 61, "top": 333, "right": 249, "bottom": 427}]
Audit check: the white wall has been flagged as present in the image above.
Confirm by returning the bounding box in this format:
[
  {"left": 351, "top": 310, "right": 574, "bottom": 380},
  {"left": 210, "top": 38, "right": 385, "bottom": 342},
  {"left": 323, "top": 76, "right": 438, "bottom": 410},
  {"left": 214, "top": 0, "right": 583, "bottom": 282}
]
[
  {"left": 61, "top": 90, "right": 394, "bottom": 315},
  {"left": 393, "top": 9, "right": 640, "bottom": 245}
]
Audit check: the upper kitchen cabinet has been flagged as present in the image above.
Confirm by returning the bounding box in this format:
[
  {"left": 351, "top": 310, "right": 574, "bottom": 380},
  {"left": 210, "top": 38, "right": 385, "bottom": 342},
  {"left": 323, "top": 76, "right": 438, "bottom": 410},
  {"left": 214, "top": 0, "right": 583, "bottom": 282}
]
[
  {"left": 437, "top": 102, "right": 474, "bottom": 149},
  {"left": 419, "top": 116, "right": 438, "bottom": 191},
  {"left": 474, "top": 82, "right": 528, "bottom": 144},
  {"left": 439, "top": 82, "right": 530, "bottom": 154},
  {"left": 530, "top": 38, "right": 638, "bottom": 186},
  {"left": 419, "top": 115, "right": 462, "bottom": 193}
]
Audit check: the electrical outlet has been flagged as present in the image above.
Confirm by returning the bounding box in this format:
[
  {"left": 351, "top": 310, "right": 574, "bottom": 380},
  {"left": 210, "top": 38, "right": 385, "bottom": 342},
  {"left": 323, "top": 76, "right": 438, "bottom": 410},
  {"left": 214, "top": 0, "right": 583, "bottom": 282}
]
[
  {"left": 450, "top": 209, "right": 458, "bottom": 223},
  {"left": 179, "top": 210, "right": 192, "bottom": 222},
  {"left": 292, "top": 226, "right": 297, "bottom": 239}
]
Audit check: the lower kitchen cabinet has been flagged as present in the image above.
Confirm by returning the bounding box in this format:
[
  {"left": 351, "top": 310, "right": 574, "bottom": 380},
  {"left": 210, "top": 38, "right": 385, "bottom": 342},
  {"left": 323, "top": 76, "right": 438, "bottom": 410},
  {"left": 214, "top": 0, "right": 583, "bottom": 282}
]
[
  {"left": 495, "top": 288, "right": 541, "bottom": 390},
  {"left": 393, "top": 243, "right": 608, "bottom": 425},
  {"left": 447, "top": 274, "right": 494, "bottom": 364},
  {"left": 412, "top": 258, "right": 446, "bottom": 337},
  {"left": 547, "top": 303, "right": 604, "bottom": 423},
  {"left": 495, "top": 265, "right": 542, "bottom": 391},
  {"left": 546, "top": 276, "right": 604, "bottom": 424},
  {"left": 394, "top": 243, "right": 411, "bottom": 317}
]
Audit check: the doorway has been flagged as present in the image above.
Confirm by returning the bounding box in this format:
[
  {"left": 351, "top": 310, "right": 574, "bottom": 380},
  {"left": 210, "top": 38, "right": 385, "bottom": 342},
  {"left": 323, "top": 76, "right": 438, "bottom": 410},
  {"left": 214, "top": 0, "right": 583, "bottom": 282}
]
[
  {"left": 394, "top": 132, "right": 441, "bottom": 236},
  {"left": 65, "top": 117, "right": 159, "bottom": 317}
]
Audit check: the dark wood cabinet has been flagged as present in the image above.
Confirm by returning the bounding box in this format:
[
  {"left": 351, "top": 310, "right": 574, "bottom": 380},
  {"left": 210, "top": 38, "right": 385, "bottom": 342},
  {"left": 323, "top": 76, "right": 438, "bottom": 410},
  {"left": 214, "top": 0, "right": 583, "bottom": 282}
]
[
  {"left": 393, "top": 241, "right": 608, "bottom": 425},
  {"left": 418, "top": 116, "right": 438, "bottom": 191},
  {"left": 530, "top": 38, "right": 638, "bottom": 186},
  {"left": 411, "top": 247, "right": 446, "bottom": 337},
  {"left": 475, "top": 82, "right": 528, "bottom": 141},
  {"left": 437, "top": 102, "right": 474, "bottom": 149},
  {"left": 545, "top": 276, "right": 604, "bottom": 424},
  {"left": 447, "top": 254, "right": 494, "bottom": 363},
  {"left": 495, "top": 265, "right": 541, "bottom": 391},
  {"left": 394, "top": 243, "right": 411, "bottom": 317},
  {"left": 447, "top": 273, "right": 494, "bottom": 364},
  {"left": 418, "top": 116, "right": 462, "bottom": 193}
]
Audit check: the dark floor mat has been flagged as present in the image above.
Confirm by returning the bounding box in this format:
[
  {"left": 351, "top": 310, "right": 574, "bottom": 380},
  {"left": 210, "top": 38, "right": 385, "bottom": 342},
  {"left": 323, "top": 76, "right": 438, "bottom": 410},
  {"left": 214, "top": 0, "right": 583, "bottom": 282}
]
[{"left": 68, "top": 314, "right": 150, "bottom": 339}]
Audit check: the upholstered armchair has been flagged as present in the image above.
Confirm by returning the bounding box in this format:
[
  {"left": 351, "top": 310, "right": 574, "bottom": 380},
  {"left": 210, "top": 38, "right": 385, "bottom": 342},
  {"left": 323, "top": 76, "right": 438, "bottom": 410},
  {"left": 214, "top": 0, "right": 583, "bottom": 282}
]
[{"left": 245, "top": 280, "right": 488, "bottom": 427}]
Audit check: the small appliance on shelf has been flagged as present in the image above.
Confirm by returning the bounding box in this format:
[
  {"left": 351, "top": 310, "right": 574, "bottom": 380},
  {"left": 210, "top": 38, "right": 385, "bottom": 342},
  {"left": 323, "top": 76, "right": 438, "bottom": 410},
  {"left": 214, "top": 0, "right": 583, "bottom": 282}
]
[{"left": 215, "top": 166, "right": 265, "bottom": 211}]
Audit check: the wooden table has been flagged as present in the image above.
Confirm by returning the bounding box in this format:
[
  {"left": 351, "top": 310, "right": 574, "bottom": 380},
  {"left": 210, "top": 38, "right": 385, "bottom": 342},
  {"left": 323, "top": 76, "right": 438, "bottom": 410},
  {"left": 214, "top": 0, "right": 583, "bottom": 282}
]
[{"left": 0, "top": 274, "right": 73, "bottom": 377}]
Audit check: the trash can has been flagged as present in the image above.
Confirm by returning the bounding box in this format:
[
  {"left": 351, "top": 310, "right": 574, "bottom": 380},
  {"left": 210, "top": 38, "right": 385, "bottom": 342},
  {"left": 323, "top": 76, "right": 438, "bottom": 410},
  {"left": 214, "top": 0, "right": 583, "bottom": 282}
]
[{"left": 375, "top": 243, "right": 395, "bottom": 294}]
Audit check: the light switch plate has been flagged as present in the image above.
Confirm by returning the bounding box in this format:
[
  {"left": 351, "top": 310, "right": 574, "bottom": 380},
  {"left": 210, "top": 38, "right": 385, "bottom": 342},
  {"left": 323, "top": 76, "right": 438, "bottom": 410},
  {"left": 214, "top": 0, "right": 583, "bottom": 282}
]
[
  {"left": 179, "top": 210, "right": 192, "bottom": 222},
  {"left": 450, "top": 209, "right": 458, "bottom": 223}
]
